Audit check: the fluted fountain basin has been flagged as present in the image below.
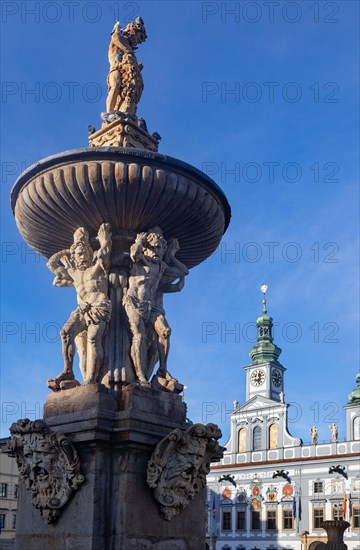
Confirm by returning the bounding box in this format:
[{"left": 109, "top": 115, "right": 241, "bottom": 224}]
[{"left": 11, "top": 148, "right": 231, "bottom": 268}]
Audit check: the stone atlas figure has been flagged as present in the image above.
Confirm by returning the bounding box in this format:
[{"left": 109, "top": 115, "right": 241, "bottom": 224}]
[
  {"left": 123, "top": 228, "right": 188, "bottom": 389},
  {"left": 47, "top": 223, "right": 112, "bottom": 391},
  {"left": 106, "top": 18, "right": 147, "bottom": 115}
]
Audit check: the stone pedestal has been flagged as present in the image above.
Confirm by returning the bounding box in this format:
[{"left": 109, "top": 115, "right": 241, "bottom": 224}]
[{"left": 15, "top": 384, "right": 206, "bottom": 550}]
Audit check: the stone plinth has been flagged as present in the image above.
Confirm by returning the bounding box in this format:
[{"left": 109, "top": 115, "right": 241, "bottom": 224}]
[
  {"left": 89, "top": 117, "right": 159, "bottom": 151},
  {"left": 15, "top": 384, "right": 206, "bottom": 550}
]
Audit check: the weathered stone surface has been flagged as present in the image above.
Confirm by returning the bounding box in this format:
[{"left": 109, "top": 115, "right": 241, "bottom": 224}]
[
  {"left": 11, "top": 148, "right": 231, "bottom": 270},
  {"left": 89, "top": 116, "right": 159, "bottom": 151},
  {"left": 14, "top": 385, "right": 207, "bottom": 550},
  {"left": 8, "top": 419, "right": 84, "bottom": 524},
  {"left": 47, "top": 224, "right": 112, "bottom": 391},
  {"left": 147, "top": 423, "right": 225, "bottom": 520}
]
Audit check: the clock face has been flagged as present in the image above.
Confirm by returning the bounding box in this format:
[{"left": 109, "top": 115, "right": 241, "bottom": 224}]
[
  {"left": 251, "top": 369, "right": 265, "bottom": 386},
  {"left": 272, "top": 369, "right": 282, "bottom": 387}
]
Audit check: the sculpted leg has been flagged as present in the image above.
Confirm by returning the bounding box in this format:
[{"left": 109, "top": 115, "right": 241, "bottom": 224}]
[
  {"left": 154, "top": 315, "right": 171, "bottom": 377},
  {"left": 48, "top": 311, "right": 85, "bottom": 391},
  {"left": 59, "top": 312, "right": 86, "bottom": 381},
  {"left": 128, "top": 314, "right": 149, "bottom": 385},
  {"left": 84, "top": 322, "right": 107, "bottom": 385},
  {"left": 106, "top": 72, "right": 121, "bottom": 113}
]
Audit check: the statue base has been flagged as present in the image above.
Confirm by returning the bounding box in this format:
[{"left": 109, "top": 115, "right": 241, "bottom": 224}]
[
  {"left": 89, "top": 115, "right": 160, "bottom": 151},
  {"left": 14, "top": 384, "right": 207, "bottom": 550}
]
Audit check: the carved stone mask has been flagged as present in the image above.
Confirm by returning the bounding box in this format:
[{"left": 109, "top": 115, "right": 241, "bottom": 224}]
[{"left": 8, "top": 419, "right": 84, "bottom": 523}]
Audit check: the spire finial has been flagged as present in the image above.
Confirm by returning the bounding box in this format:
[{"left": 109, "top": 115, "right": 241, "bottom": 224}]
[{"left": 260, "top": 284, "right": 268, "bottom": 314}]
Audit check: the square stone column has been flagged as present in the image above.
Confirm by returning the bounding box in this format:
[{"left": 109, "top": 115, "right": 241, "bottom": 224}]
[{"left": 14, "top": 384, "right": 207, "bottom": 550}]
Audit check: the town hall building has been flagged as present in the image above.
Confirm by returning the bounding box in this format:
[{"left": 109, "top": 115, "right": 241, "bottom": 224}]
[{"left": 207, "top": 295, "right": 360, "bottom": 550}]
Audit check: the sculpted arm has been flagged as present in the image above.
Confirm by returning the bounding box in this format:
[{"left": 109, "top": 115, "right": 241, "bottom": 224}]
[
  {"left": 110, "top": 21, "right": 130, "bottom": 53},
  {"left": 164, "top": 238, "right": 189, "bottom": 277},
  {"left": 95, "top": 223, "right": 112, "bottom": 270},
  {"left": 47, "top": 250, "right": 73, "bottom": 287},
  {"left": 130, "top": 232, "right": 147, "bottom": 263}
]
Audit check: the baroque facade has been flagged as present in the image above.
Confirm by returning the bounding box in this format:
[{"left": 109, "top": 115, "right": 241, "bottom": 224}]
[
  {"left": 207, "top": 300, "right": 360, "bottom": 550},
  {"left": 0, "top": 439, "right": 17, "bottom": 549}
]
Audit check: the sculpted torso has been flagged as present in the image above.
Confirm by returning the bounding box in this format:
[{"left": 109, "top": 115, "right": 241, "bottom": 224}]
[{"left": 127, "top": 258, "right": 165, "bottom": 303}]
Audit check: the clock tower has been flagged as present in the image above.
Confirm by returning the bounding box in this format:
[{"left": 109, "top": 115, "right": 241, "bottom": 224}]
[{"left": 245, "top": 286, "right": 285, "bottom": 401}]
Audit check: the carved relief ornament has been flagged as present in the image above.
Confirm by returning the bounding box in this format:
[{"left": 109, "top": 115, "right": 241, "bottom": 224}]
[
  {"left": 8, "top": 419, "right": 84, "bottom": 523},
  {"left": 147, "top": 423, "right": 225, "bottom": 520}
]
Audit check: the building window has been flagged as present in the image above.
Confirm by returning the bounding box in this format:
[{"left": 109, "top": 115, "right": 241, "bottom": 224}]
[
  {"left": 251, "top": 510, "right": 261, "bottom": 530},
  {"left": 313, "top": 481, "right": 324, "bottom": 494},
  {"left": 0, "top": 514, "right": 5, "bottom": 530},
  {"left": 332, "top": 505, "right": 343, "bottom": 520},
  {"left": 353, "top": 507, "right": 360, "bottom": 529},
  {"left": 267, "top": 510, "right": 277, "bottom": 530},
  {"left": 283, "top": 509, "right": 294, "bottom": 530},
  {"left": 14, "top": 484, "right": 19, "bottom": 499},
  {"left": 354, "top": 417, "right": 360, "bottom": 440},
  {"left": 313, "top": 508, "right": 324, "bottom": 529},
  {"left": 269, "top": 424, "right": 278, "bottom": 449},
  {"left": 352, "top": 479, "right": 360, "bottom": 492},
  {"left": 0, "top": 483, "right": 8, "bottom": 498},
  {"left": 222, "top": 510, "right": 232, "bottom": 531},
  {"left": 253, "top": 426, "right": 262, "bottom": 451},
  {"left": 12, "top": 514, "right": 16, "bottom": 530},
  {"left": 236, "top": 510, "right": 246, "bottom": 530},
  {"left": 238, "top": 428, "right": 247, "bottom": 452}
]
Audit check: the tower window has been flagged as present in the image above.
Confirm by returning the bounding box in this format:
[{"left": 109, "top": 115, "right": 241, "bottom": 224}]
[
  {"left": 354, "top": 417, "right": 360, "bottom": 440},
  {"left": 253, "top": 426, "right": 262, "bottom": 451},
  {"left": 238, "top": 428, "right": 247, "bottom": 452},
  {"left": 269, "top": 424, "right": 278, "bottom": 449}
]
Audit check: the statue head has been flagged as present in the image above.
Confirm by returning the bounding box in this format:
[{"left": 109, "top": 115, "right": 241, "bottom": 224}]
[
  {"left": 123, "top": 16, "right": 147, "bottom": 49},
  {"left": 144, "top": 227, "right": 167, "bottom": 263},
  {"left": 70, "top": 227, "right": 93, "bottom": 270}
]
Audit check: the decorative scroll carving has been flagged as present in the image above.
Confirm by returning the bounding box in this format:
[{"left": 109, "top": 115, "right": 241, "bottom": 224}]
[
  {"left": 147, "top": 423, "right": 225, "bottom": 520},
  {"left": 46, "top": 223, "right": 112, "bottom": 391},
  {"left": 123, "top": 227, "right": 188, "bottom": 390},
  {"left": 8, "top": 419, "right": 84, "bottom": 523}
]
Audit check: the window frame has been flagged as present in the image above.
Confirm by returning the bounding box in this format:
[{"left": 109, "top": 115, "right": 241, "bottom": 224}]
[
  {"left": 253, "top": 426, "right": 262, "bottom": 451},
  {"left": 332, "top": 505, "right": 343, "bottom": 521},
  {"left": 313, "top": 481, "right": 324, "bottom": 494},
  {"left": 353, "top": 506, "right": 360, "bottom": 530},
  {"left": 222, "top": 509, "right": 232, "bottom": 531},
  {"left": 236, "top": 509, "right": 246, "bottom": 531},
  {"left": 266, "top": 509, "right": 277, "bottom": 530},
  {"left": 251, "top": 509, "right": 261, "bottom": 531},
  {"left": 313, "top": 507, "right": 325, "bottom": 529},
  {"left": 0, "top": 513, "right": 6, "bottom": 529},
  {"left": 0, "top": 483, "right": 8, "bottom": 498},
  {"left": 283, "top": 509, "right": 294, "bottom": 530}
]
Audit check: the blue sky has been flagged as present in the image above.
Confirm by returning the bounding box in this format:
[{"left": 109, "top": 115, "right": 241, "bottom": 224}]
[{"left": 1, "top": 0, "right": 359, "bottom": 445}]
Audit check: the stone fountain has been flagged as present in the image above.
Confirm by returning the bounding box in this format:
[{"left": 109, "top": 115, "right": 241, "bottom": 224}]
[{"left": 9, "top": 18, "right": 230, "bottom": 550}]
